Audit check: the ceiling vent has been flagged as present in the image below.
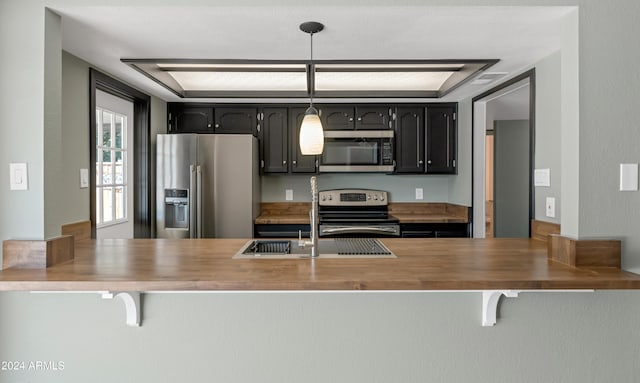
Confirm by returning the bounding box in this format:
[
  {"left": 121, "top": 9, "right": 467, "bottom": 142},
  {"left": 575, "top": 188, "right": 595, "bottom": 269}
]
[{"left": 471, "top": 72, "right": 508, "bottom": 85}]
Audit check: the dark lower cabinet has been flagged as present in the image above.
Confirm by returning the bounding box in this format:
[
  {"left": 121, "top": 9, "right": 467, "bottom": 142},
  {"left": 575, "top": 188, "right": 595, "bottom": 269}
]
[
  {"left": 254, "top": 224, "right": 311, "bottom": 238},
  {"left": 400, "top": 223, "right": 469, "bottom": 238},
  {"left": 214, "top": 107, "right": 257, "bottom": 134},
  {"left": 261, "top": 108, "right": 288, "bottom": 173},
  {"left": 426, "top": 105, "right": 456, "bottom": 174},
  {"left": 168, "top": 104, "right": 213, "bottom": 133},
  {"left": 395, "top": 107, "right": 424, "bottom": 173}
]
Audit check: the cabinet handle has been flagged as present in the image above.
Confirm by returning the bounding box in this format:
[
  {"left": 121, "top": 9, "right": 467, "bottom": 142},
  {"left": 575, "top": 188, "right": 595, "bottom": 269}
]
[
  {"left": 283, "top": 160, "right": 287, "bottom": 165},
  {"left": 215, "top": 123, "right": 220, "bottom": 128},
  {"left": 357, "top": 117, "right": 362, "bottom": 121},
  {"left": 419, "top": 160, "right": 423, "bottom": 165},
  {"left": 427, "top": 160, "right": 432, "bottom": 164},
  {"left": 349, "top": 117, "right": 354, "bottom": 122},
  {"left": 293, "top": 160, "right": 297, "bottom": 165},
  {"left": 208, "top": 124, "right": 212, "bottom": 128}
]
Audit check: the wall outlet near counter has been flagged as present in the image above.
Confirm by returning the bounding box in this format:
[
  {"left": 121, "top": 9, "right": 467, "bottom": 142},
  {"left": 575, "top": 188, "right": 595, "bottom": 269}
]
[
  {"left": 546, "top": 197, "right": 556, "bottom": 218},
  {"left": 415, "top": 188, "right": 423, "bottom": 200},
  {"left": 285, "top": 189, "right": 294, "bottom": 201}
]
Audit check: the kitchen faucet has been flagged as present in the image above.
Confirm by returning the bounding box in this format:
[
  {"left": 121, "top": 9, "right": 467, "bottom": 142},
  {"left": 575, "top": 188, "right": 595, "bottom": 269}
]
[{"left": 298, "top": 176, "right": 319, "bottom": 257}]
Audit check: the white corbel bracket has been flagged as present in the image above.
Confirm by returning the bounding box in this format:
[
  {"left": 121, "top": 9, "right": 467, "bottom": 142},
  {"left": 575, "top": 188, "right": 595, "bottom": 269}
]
[
  {"left": 101, "top": 291, "right": 142, "bottom": 327},
  {"left": 482, "top": 290, "right": 520, "bottom": 326}
]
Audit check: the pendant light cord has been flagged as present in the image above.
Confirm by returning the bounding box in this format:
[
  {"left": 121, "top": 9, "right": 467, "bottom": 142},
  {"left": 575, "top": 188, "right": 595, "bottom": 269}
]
[{"left": 309, "top": 32, "right": 314, "bottom": 107}]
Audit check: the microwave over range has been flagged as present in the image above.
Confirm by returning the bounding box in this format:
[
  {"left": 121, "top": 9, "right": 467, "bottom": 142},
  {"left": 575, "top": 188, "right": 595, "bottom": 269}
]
[{"left": 319, "top": 130, "right": 394, "bottom": 173}]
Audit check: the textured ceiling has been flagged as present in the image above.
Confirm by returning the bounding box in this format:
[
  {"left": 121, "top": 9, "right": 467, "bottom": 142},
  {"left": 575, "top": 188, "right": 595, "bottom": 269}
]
[{"left": 56, "top": 5, "right": 575, "bottom": 102}]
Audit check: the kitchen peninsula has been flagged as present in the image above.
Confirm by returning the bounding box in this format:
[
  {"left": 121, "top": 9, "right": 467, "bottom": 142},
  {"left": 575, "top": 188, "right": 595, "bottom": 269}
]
[{"left": 2, "top": 235, "right": 640, "bottom": 327}]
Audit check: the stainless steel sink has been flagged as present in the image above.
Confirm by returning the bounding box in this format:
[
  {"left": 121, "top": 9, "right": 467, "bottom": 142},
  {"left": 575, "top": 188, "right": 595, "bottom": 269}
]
[{"left": 233, "top": 238, "right": 396, "bottom": 259}]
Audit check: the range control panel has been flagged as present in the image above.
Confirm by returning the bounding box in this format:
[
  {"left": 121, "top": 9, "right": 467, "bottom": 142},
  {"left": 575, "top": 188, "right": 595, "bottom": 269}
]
[{"left": 318, "top": 189, "right": 389, "bottom": 206}]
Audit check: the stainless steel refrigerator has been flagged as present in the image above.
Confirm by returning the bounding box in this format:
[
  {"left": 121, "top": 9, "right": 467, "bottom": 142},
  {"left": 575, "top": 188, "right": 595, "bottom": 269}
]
[{"left": 156, "top": 134, "right": 260, "bottom": 238}]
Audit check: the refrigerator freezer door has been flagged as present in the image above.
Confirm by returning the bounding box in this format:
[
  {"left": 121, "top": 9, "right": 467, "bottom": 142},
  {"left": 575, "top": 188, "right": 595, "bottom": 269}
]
[{"left": 156, "top": 134, "right": 197, "bottom": 238}]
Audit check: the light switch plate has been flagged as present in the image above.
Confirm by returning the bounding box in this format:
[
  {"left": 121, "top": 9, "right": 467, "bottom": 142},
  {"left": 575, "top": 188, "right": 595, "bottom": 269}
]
[
  {"left": 285, "top": 189, "right": 294, "bottom": 201},
  {"left": 9, "top": 163, "right": 28, "bottom": 190},
  {"left": 620, "top": 163, "right": 638, "bottom": 191},
  {"left": 534, "top": 169, "right": 551, "bottom": 187},
  {"left": 415, "top": 188, "right": 423, "bottom": 200},
  {"left": 80, "top": 168, "right": 89, "bottom": 188},
  {"left": 545, "top": 197, "right": 556, "bottom": 218}
]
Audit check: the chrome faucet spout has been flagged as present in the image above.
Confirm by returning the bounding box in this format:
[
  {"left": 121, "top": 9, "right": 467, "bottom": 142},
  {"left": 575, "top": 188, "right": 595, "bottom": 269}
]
[{"left": 298, "top": 176, "right": 320, "bottom": 257}]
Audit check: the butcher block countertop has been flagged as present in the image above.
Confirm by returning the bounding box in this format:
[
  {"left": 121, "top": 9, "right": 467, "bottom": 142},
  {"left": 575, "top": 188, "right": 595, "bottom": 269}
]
[
  {"left": 255, "top": 202, "right": 469, "bottom": 225},
  {"left": 2, "top": 238, "right": 640, "bottom": 291}
]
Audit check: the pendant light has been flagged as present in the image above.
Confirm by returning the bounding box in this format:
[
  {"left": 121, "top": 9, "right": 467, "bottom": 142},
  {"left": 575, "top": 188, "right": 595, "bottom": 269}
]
[{"left": 299, "top": 21, "right": 325, "bottom": 155}]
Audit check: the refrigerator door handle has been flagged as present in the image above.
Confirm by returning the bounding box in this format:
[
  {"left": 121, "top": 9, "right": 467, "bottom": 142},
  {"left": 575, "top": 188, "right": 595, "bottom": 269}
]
[
  {"left": 196, "top": 165, "right": 203, "bottom": 238},
  {"left": 189, "top": 164, "right": 196, "bottom": 238}
]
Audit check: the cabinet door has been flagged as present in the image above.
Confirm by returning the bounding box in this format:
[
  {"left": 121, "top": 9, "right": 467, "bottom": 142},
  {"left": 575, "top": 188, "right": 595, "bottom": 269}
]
[
  {"left": 168, "top": 104, "right": 213, "bottom": 133},
  {"left": 261, "top": 108, "right": 288, "bottom": 173},
  {"left": 289, "top": 108, "right": 318, "bottom": 173},
  {"left": 319, "top": 106, "right": 354, "bottom": 130},
  {"left": 395, "top": 107, "right": 424, "bottom": 173},
  {"left": 214, "top": 107, "right": 257, "bottom": 134},
  {"left": 356, "top": 106, "right": 390, "bottom": 130},
  {"left": 426, "top": 106, "right": 456, "bottom": 174}
]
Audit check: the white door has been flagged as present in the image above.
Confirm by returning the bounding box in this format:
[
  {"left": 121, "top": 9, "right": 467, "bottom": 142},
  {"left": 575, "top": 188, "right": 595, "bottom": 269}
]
[{"left": 96, "top": 90, "right": 134, "bottom": 239}]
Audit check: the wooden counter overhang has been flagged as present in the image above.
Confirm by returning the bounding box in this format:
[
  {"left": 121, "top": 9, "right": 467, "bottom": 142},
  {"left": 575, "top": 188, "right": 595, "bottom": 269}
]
[
  {"left": 3, "top": 237, "right": 640, "bottom": 327},
  {"left": 2, "top": 238, "right": 639, "bottom": 292}
]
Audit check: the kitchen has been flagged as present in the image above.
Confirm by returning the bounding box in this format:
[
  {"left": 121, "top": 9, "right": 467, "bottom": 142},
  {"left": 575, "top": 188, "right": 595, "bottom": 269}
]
[{"left": 2, "top": 2, "right": 640, "bottom": 383}]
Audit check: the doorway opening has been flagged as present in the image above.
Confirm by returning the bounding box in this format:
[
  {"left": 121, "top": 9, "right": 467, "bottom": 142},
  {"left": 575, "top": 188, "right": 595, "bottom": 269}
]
[
  {"left": 90, "top": 69, "right": 151, "bottom": 239},
  {"left": 472, "top": 69, "right": 535, "bottom": 238}
]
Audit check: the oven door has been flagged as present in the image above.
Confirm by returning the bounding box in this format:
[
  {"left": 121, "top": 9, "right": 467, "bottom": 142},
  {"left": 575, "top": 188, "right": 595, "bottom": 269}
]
[
  {"left": 319, "top": 131, "right": 394, "bottom": 172},
  {"left": 319, "top": 224, "right": 401, "bottom": 237}
]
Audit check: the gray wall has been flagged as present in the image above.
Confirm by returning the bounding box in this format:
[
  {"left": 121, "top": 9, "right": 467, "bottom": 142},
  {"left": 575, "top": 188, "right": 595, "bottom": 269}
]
[
  {"left": 2, "top": 291, "right": 640, "bottom": 382},
  {"left": 533, "top": 51, "right": 562, "bottom": 224},
  {"left": 262, "top": 173, "right": 450, "bottom": 202},
  {"left": 3, "top": 1, "right": 640, "bottom": 383}
]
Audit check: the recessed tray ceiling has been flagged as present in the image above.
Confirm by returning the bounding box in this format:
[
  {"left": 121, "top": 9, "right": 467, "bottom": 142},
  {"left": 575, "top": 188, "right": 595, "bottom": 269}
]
[{"left": 122, "top": 59, "right": 498, "bottom": 99}]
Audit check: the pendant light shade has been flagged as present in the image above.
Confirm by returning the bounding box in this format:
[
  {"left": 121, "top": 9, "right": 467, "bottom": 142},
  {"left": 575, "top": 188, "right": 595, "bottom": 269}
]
[
  {"left": 299, "top": 106, "right": 324, "bottom": 155},
  {"left": 299, "top": 21, "right": 325, "bottom": 155}
]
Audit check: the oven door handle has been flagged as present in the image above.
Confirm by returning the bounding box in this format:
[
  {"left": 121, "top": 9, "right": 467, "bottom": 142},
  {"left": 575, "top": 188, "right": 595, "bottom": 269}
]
[{"left": 320, "top": 225, "right": 400, "bottom": 235}]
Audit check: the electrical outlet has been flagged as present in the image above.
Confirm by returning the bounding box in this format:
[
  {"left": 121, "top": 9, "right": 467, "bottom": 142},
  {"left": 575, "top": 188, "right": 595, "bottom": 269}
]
[
  {"left": 415, "top": 188, "right": 423, "bottom": 200},
  {"left": 285, "top": 189, "right": 294, "bottom": 201},
  {"left": 545, "top": 197, "right": 555, "bottom": 218}
]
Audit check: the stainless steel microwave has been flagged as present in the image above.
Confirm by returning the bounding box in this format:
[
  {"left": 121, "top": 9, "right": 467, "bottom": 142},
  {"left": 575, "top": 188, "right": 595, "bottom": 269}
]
[{"left": 319, "top": 130, "right": 394, "bottom": 173}]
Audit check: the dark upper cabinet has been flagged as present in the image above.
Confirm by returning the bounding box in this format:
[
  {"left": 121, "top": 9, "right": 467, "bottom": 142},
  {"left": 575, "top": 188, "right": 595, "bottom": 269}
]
[
  {"left": 319, "top": 106, "right": 354, "bottom": 130},
  {"left": 168, "top": 104, "right": 213, "bottom": 133},
  {"left": 261, "top": 108, "right": 288, "bottom": 173},
  {"left": 319, "top": 105, "right": 390, "bottom": 130},
  {"left": 289, "top": 107, "right": 318, "bottom": 173},
  {"left": 426, "top": 105, "right": 457, "bottom": 174},
  {"left": 356, "top": 106, "right": 391, "bottom": 130},
  {"left": 394, "top": 107, "right": 425, "bottom": 173},
  {"left": 214, "top": 107, "right": 257, "bottom": 134}
]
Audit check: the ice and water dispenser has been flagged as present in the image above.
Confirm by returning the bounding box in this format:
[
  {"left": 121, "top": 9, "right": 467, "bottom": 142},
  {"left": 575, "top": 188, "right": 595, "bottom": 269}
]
[{"left": 164, "top": 189, "right": 189, "bottom": 230}]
